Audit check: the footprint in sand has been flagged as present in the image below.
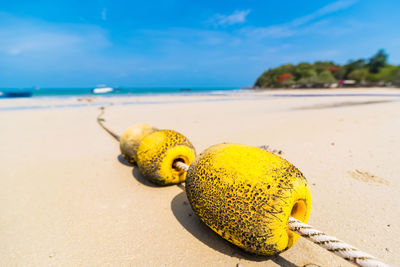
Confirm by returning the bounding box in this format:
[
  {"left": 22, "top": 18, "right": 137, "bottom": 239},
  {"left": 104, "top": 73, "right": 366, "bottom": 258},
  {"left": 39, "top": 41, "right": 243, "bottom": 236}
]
[{"left": 348, "top": 169, "right": 389, "bottom": 185}]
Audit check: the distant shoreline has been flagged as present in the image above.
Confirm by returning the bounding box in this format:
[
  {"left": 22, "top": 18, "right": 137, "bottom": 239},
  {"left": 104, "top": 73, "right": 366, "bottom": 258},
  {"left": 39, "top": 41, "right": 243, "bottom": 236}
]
[
  {"left": 1, "top": 87, "right": 400, "bottom": 112},
  {"left": 247, "top": 85, "right": 400, "bottom": 90},
  {"left": 0, "top": 87, "right": 243, "bottom": 98}
]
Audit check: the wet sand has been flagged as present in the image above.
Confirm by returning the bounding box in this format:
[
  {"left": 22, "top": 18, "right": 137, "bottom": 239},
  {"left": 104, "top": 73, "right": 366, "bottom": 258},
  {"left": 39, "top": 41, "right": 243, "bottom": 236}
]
[{"left": 0, "top": 88, "right": 399, "bottom": 266}]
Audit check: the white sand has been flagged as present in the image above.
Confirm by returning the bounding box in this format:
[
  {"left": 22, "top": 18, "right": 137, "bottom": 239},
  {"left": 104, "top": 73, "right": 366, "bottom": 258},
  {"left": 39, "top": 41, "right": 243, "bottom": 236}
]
[{"left": 0, "top": 88, "right": 399, "bottom": 266}]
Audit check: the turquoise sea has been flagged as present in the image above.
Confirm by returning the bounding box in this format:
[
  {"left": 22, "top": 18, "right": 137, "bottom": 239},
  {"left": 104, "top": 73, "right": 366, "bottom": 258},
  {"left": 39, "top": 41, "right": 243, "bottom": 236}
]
[{"left": 0, "top": 87, "right": 243, "bottom": 98}]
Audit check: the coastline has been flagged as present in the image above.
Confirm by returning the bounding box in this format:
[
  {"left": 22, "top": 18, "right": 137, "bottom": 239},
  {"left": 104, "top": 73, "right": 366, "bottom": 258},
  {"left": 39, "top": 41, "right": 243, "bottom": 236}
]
[
  {"left": 0, "top": 88, "right": 399, "bottom": 266},
  {"left": 1, "top": 87, "right": 399, "bottom": 112}
]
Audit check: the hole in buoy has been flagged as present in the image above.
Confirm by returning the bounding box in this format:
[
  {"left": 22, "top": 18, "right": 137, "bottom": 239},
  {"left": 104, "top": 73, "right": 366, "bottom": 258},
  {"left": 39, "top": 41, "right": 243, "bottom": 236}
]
[
  {"left": 291, "top": 200, "right": 307, "bottom": 220},
  {"left": 172, "top": 157, "right": 185, "bottom": 171},
  {"left": 287, "top": 200, "right": 307, "bottom": 249}
]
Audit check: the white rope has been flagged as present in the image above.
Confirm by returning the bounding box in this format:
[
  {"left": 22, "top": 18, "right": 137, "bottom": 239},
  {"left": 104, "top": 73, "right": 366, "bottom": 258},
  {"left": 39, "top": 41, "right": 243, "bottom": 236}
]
[
  {"left": 175, "top": 160, "right": 189, "bottom": 172},
  {"left": 174, "top": 161, "right": 390, "bottom": 267},
  {"left": 288, "top": 217, "right": 389, "bottom": 267}
]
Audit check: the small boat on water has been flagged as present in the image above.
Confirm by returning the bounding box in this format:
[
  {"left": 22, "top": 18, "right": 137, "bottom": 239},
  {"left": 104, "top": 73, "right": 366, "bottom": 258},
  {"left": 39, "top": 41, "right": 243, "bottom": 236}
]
[
  {"left": 92, "top": 84, "right": 114, "bottom": 94},
  {"left": 0, "top": 90, "right": 33, "bottom": 98},
  {"left": 92, "top": 87, "right": 114, "bottom": 94}
]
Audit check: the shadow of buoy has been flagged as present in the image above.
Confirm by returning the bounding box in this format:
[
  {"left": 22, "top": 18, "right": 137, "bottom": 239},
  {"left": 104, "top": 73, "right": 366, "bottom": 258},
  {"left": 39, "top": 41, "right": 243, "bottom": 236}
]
[
  {"left": 117, "top": 154, "right": 135, "bottom": 167},
  {"left": 171, "top": 191, "right": 297, "bottom": 266},
  {"left": 131, "top": 167, "right": 164, "bottom": 188},
  {"left": 117, "top": 154, "right": 162, "bottom": 188}
]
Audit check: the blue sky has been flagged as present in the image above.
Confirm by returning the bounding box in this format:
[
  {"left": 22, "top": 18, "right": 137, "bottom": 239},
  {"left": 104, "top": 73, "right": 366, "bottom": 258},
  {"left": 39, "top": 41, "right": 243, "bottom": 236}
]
[{"left": 0, "top": 0, "right": 399, "bottom": 87}]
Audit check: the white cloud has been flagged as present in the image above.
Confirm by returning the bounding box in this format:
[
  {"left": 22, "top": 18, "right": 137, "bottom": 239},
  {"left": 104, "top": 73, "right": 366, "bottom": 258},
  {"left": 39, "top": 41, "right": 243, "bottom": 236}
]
[
  {"left": 209, "top": 9, "right": 251, "bottom": 26},
  {"left": 242, "top": 0, "right": 358, "bottom": 39},
  {"left": 292, "top": 0, "right": 358, "bottom": 26},
  {"left": 8, "top": 48, "right": 22, "bottom": 55}
]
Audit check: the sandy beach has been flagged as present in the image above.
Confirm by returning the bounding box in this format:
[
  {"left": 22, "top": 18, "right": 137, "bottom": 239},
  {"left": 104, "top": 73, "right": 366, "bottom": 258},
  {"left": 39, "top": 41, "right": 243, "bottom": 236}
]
[{"left": 1, "top": 88, "right": 399, "bottom": 266}]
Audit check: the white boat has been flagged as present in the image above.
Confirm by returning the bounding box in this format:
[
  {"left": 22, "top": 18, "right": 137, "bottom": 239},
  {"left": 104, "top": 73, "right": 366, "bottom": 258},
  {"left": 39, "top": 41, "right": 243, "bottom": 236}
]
[{"left": 92, "top": 87, "right": 114, "bottom": 94}]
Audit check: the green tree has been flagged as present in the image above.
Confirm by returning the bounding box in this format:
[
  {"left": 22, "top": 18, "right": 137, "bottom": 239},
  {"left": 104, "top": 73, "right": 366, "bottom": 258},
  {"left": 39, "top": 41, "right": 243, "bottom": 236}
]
[
  {"left": 341, "top": 59, "right": 366, "bottom": 79},
  {"left": 254, "top": 64, "right": 296, "bottom": 88},
  {"left": 366, "top": 73, "right": 379, "bottom": 82},
  {"left": 393, "top": 67, "right": 400, "bottom": 86},
  {"left": 314, "top": 61, "right": 337, "bottom": 74},
  {"left": 253, "top": 50, "right": 400, "bottom": 88},
  {"left": 294, "top": 62, "right": 315, "bottom": 80},
  {"left": 254, "top": 71, "right": 273, "bottom": 87},
  {"left": 366, "top": 65, "right": 400, "bottom": 83},
  {"left": 376, "top": 65, "right": 398, "bottom": 82},
  {"left": 348, "top": 68, "right": 369, "bottom": 82},
  {"left": 275, "top": 64, "right": 296, "bottom": 75},
  {"left": 368, "top": 49, "right": 388, "bottom": 73},
  {"left": 298, "top": 71, "right": 319, "bottom": 87},
  {"left": 318, "top": 70, "right": 337, "bottom": 84}
]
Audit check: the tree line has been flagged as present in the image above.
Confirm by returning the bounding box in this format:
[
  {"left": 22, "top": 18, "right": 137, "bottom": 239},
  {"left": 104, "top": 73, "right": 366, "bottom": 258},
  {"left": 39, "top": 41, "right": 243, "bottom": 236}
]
[{"left": 254, "top": 49, "right": 400, "bottom": 88}]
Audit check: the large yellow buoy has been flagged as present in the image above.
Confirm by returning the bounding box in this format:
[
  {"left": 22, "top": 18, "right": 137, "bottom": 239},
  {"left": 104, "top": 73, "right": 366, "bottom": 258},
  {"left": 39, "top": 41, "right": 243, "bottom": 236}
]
[
  {"left": 185, "top": 143, "right": 311, "bottom": 255},
  {"left": 119, "top": 124, "right": 158, "bottom": 164},
  {"left": 136, "top": 130, "right": 196, "bottom": 185}
]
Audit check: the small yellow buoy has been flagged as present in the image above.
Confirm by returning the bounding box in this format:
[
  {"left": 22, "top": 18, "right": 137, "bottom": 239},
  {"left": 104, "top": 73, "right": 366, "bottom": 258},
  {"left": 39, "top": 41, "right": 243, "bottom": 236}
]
[
  {"left": 136, "top": 129, "right": 196, "bottom": 185},
  {"left": 119, "top": 124, "right": 158, "bottom": 164},
  {"left": 185, "top": 143, "right": 311, "bottom": 255}
]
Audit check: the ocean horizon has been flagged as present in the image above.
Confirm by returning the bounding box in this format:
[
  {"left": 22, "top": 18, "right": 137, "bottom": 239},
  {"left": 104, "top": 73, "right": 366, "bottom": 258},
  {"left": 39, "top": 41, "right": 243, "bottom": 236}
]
[{"left": 0, "top": 86, "right": 245, "bottom": 98}]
